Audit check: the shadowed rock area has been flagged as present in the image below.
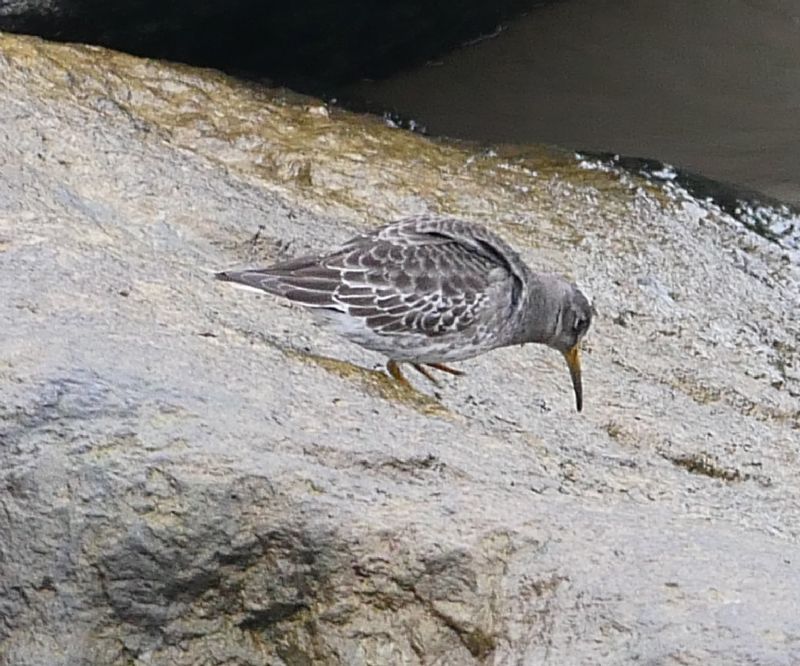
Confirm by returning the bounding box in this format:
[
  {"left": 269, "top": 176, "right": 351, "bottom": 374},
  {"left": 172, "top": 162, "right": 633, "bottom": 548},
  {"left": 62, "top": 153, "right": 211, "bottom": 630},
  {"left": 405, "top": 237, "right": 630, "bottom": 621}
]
[{"left": 1, "top": 32, "right": 799, "bottom": 665}]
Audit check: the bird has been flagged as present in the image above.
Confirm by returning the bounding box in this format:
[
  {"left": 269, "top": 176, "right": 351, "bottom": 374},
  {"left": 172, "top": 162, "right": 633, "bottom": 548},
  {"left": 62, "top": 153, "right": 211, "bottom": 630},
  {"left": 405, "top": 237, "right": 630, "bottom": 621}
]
[{"left": 216, "top": 216, "right": 592, "bottom": 411}]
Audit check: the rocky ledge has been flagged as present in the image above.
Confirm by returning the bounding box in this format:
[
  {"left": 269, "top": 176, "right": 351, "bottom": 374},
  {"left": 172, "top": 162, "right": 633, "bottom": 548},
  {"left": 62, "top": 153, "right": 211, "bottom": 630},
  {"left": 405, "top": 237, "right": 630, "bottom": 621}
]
[{"left": 0, "top": 32, "right": 799, "bottom": 665}]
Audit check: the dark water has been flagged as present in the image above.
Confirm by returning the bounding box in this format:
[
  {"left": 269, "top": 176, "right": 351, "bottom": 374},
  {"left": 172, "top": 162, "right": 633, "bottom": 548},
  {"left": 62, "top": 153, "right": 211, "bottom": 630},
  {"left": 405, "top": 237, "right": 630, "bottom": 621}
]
[
  {"left": 346, "top": 0, "right": 800, "bottom": 207},
  {"left": 0, "top": 0, "right": 541, "bottom": 88}
]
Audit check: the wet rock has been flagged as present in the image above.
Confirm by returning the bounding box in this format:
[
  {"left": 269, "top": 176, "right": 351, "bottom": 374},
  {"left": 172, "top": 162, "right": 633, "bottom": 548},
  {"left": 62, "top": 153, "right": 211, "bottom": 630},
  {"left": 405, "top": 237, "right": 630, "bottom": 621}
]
[{"left": 1, "top": 32, "right": 799, "bottom": 665}]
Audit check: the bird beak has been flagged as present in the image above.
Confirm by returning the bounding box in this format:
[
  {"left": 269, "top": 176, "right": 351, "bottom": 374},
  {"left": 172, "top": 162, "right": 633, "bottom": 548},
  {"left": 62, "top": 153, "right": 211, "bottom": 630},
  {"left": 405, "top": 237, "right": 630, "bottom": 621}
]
[{"left": 562, "top": 345, "right": 583, "bottom": 412}]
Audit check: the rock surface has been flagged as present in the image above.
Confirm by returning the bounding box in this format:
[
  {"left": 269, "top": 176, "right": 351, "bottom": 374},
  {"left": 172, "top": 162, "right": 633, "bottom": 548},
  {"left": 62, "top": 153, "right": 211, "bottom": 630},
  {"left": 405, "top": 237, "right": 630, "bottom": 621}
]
[{"left": 1, "top": 32, "right": 799, "bottom": 665}]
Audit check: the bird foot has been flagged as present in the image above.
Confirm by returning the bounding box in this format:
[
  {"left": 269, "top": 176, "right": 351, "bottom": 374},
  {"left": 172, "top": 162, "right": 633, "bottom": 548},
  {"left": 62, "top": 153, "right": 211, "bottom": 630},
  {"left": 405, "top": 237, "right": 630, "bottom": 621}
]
[
  {"left": 425, "top": 362, "right": 464, "bottom": 377},
  {"left": 387, "top": 360, "right": 464, "bottom": 387},
  {"left": 411, "top": 363, "right": 441, "bottom": 386}
]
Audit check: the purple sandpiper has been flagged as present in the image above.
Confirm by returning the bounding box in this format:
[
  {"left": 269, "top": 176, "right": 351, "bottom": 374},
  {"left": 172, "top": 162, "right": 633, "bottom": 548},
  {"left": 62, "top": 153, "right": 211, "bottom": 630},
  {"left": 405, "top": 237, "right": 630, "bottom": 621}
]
[{"left": 217, "top": 216, "right": 592, "bottom": 410}]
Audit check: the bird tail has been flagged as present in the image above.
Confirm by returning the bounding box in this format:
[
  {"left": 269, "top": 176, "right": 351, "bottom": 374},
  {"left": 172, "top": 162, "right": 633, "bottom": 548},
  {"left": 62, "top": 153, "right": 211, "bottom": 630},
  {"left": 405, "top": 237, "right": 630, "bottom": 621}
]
[
  {"left": 215, "top": 269, "right": 291, "bottom": 297},
  {"left": 215, "top": 258, "right": 342, "bottom": 309}
]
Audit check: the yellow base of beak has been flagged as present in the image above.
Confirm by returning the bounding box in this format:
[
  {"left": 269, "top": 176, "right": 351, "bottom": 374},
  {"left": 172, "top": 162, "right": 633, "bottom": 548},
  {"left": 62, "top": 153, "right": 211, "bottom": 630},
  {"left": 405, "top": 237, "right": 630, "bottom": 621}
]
[{"left": 562, "top": 345, "right": 583, "bottom": 412}]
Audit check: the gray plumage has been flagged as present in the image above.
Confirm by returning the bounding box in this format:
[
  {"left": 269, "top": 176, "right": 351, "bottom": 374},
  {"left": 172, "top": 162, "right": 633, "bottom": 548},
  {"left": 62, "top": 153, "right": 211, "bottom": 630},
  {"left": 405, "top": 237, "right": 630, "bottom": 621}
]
[{"left": 217, "top": 216, "right": 592, "bottom": 410}]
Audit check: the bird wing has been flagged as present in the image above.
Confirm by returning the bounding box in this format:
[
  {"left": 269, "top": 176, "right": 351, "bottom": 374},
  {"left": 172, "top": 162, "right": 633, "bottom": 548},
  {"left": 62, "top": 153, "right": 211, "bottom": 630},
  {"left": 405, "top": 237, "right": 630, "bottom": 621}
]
[{"left": 217, "top": 217, "right": 525, "bottom": 338}]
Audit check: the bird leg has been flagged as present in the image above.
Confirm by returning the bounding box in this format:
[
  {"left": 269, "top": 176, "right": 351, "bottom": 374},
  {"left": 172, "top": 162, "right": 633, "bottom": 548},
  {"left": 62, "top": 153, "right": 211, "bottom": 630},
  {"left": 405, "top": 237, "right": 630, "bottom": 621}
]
[
  {"left": 425, "top": 362, "right": 464, "bottom": 376},
  {"left": 411, "top": 363, "right": 440, "bottom": 386},
  {"left": 386, "top": 360, "right": 413, "bottom": 389}
]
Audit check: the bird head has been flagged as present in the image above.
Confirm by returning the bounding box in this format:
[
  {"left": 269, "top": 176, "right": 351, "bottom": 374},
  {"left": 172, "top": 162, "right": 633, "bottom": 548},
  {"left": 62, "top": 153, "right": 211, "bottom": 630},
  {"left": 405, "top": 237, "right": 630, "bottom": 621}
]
[{"left": 549, "top": 285, "right": 593, "bottom": 412}]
